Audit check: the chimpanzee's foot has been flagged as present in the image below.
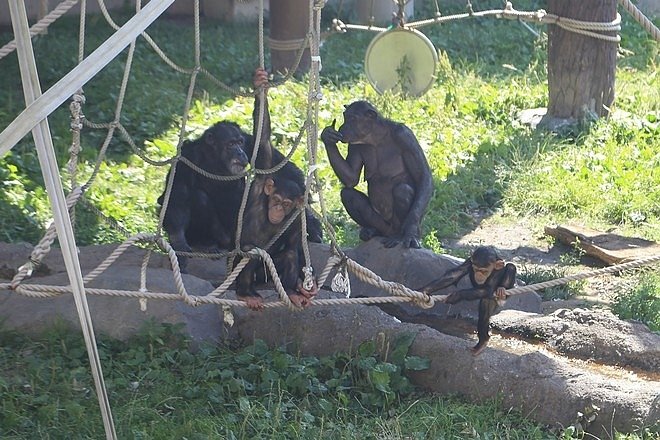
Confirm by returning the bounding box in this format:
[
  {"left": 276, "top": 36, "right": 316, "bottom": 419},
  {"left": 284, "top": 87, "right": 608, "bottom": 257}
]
[
  {"left": 359, "top": 227, "right": 379, "bottom": 241},
  {"left": 470, "top": 340, "right": 488, "bottom": 356}
]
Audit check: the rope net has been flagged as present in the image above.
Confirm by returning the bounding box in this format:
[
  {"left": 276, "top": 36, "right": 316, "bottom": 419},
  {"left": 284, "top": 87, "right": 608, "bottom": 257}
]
[{"left": 3, "top": 0, "right": 660, "bottom": 312}]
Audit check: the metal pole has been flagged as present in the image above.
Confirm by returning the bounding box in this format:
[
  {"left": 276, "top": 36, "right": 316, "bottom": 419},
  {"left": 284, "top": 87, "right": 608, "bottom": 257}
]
[{"left": 8, "top": 1, "right": 117, "bottom": 438}]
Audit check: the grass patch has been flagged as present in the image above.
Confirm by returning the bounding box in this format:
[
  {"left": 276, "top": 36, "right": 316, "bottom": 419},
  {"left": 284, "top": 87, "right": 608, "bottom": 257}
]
[
  {"left": 0, "top": 1, "right": 658, "bottom": 246},
  {"left": 611, "top": 271, "right": 660, "bottom": 331},
  {"left": 518, "top": 264, "right": 586, "bottom": 301},
  {"left": 0, "top": 323, "right": 565, "bottom": 440}
]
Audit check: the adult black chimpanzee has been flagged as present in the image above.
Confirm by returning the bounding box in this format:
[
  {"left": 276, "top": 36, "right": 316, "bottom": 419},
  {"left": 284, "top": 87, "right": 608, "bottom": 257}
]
[
  {"left": 320, "top": 101, "right": 433, "bottom": 248},
  {"left": 234, "top": 68, "right": 318, "bottom": 310},
  {"left": 420, "top": 246, "right": 517, "bottom": 356},
  {"left": 158, "top": 96, "right": 322, "bottom": 273},
  {"left": 157, "top": 121, "right": 250, "bottom": 271}
]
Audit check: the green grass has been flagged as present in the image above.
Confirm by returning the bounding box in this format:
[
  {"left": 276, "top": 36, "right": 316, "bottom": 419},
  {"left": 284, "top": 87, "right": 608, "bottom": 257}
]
[
  {"left": 3, "top": 322, "right": 655, "bottom": 440},
  {"left": 0, "top": 2, "right": 657, "bottom": 245},
  {"left": 0, "top": 323, "right": 537, "bottom": 439},
  {"left": 612, "top": 271, "right": 660, "bottom": 332}
]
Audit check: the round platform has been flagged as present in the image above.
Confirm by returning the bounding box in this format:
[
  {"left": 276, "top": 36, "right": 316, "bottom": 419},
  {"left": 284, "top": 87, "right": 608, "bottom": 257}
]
[{"left": 365, "top": 27, "right": 438, "bottom": 97}]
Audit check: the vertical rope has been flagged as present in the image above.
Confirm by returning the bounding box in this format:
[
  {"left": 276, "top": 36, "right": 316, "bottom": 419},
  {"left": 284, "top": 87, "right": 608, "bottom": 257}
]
[
  {"left": 67, "top": 0, "right": 87, "bottom": 230},
  {"left": 157, "top": 0, "right": 202, "bottom": 238},
  {"left": 234, "top": 0, "right": 266, "bottom": 249}
]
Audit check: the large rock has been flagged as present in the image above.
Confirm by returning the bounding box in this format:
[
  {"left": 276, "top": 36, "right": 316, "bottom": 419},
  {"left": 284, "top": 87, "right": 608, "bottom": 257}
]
[
  {"left": 310, "top": 240, "right": 542, "bottom": 319},
  {"left": 492, "top": 308, "right": 660, "bottom": 372},
  {"left": 1, "top": 241, "right": 658, "bottom": 436},
  {"left": 232, "top": 289, "right": 659, "bottom": 438},
  {"left": 0, "top": 267, "right": 225, "bottom": 344}
]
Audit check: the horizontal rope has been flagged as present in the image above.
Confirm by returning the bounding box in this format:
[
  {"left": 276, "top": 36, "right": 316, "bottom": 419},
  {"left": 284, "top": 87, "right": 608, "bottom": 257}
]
[
  {"left": 268, "top": 37, "right": 309, "bottom": 51},
  {"left": 333, "top": 2, "right": 622, "bottom": 42},
  {"left": 4, "top": 252, "right": 658, "bottom": 310}
]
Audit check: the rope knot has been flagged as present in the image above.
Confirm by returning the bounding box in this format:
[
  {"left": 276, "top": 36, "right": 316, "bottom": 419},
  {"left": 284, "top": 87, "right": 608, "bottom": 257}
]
[{"left": 413, "top": 293, "right": 435, "bottom": 309}]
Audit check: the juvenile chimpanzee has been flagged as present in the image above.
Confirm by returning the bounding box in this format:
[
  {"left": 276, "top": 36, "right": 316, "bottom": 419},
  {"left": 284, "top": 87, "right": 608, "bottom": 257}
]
[
  {"left": 420, "top": 246, "right": 517, "bottom": 356},
  {"left": 235, "top": 68, "right": 318, "bottom": 310},
  {"left": 157, "top": 121, "right": 250, "bottom": 271},
  {"left": 320, "top": 101, "right": 433, "bottom": 248}
]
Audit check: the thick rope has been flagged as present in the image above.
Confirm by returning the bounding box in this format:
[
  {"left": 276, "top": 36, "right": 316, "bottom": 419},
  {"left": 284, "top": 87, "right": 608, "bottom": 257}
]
[
  {"left": 5, "top": 254, "right": 659, "bottom": 309},
  {"left": 618, "top": 0, "right": 660, "bottom": 42},
  {"left": 333, "top": 2, "right": 623, "bottom": 42}
]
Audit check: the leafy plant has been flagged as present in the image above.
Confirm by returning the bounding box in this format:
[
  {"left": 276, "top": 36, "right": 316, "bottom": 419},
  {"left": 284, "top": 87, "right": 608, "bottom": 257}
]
[{"left": 1, "top": 323, "right": 575, "bottom": 439}]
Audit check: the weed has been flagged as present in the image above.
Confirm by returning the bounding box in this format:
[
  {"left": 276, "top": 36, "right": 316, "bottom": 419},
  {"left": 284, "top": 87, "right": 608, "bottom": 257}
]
[{"left": 611, "top": 271, "right": 660, "bottom": 331}]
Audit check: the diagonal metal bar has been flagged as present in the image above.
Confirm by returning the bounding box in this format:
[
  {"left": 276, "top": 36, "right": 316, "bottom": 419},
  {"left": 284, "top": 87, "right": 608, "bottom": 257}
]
[
  {"left": 9, "top": 1, "right": 118, "bottom": 438},
  {"left": 0, "top": 0, "right": 176, "bottom": 158}
]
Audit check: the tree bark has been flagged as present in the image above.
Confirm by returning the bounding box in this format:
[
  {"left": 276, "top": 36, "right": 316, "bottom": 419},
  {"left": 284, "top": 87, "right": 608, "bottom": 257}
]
[
  {"left": 269, "top": 0, "right": 310, "bottom": 75},
  {"left": 546, "top": 0, "right": 618, "bottom": 120}
]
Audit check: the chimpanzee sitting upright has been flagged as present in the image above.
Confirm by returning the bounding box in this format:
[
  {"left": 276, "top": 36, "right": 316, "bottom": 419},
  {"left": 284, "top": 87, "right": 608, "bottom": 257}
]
[
  {"left": 157, "top": 121, "right": 250, "bottom": 270},
  {"left": 158, "top": 102, "right": 322, "bottom": 272},
  {"left": 235, "top": 68, "right": 317, "bottom": 310},
  {"left": 420, "top": 246, "right": 517, "bottom": 356},
  {"left": 320, "top": 101, "right": 433, "bottom": 248}
]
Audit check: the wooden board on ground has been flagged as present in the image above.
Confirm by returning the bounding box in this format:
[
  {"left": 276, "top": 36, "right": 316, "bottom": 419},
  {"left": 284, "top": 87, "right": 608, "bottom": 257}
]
[{"left": 544, "top": 224, "right": 660, "bottom": 265}]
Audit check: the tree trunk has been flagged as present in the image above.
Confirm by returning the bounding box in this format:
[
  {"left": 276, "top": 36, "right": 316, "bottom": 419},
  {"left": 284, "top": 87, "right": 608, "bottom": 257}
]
[
  {"left": 546, "top": 0, "right": 617, "bottom": 120},
  {"left": 269, "top": 0, "right": 310, "bottom": 75}
]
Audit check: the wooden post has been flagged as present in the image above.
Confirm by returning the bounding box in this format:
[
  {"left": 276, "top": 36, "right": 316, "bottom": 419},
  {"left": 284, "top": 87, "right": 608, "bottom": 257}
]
[
  {"left": 545, "top": 0, "right": 618, "bottom": 120},
  {"left": 269, "top": 0, "right": 310, "bottom": 75}
]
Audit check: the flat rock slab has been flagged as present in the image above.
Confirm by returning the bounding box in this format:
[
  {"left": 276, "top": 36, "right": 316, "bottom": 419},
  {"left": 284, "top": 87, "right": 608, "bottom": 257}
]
[{"left": 545, "top": 224, "right": 660, "bottom": 265}]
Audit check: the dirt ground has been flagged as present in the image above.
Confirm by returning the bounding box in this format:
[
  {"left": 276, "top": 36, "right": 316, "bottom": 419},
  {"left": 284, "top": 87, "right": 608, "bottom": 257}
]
[{"left": 438, "top": 212, "right": 638, "bottom": 313}]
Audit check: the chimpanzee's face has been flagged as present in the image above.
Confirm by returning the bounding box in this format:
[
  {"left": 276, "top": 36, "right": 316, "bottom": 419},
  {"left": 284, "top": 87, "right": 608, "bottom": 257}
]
[
  {"left": 472, "top": 263, "right": 495, "bottom": 285},
  {"left": 204, "top": 122, "right": 249, "bottom": 175},
  {"left": 263, "top": 178, "right": 302, "bottom": 225},
  {"left": 338, "top": 101, "right": 378, "bottom": 144}
]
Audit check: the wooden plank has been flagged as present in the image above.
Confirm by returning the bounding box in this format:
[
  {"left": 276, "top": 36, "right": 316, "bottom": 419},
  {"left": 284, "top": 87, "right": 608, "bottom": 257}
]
[{"left": 544, "top": 224, "right": 660, "bottom": 265}]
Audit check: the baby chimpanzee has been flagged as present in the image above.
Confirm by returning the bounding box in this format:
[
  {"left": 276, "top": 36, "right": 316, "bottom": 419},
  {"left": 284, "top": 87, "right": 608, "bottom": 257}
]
[{"left": 421, "top": 246, "right": 516, "bottom": 355}]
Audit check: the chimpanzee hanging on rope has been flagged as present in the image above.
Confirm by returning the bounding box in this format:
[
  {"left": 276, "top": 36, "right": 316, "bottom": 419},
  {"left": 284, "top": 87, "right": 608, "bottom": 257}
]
[
  {"left": 420, "top": 246, "right": 517, "bottom": 355},
  {"left": 233, "top": 68, "right": 318, "bottom": 310}
]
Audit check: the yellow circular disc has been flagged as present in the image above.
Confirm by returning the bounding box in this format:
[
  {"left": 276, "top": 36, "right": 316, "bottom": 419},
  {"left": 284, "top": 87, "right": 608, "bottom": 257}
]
[{"left": 365, "top": 28, "right": 438, "bottom": 97}]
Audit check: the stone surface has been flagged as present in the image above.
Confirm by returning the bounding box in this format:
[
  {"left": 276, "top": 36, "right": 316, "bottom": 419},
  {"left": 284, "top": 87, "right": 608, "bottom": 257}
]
[
  {"left": 0, "top": 267, "right": 226, "bottom": 344},
  {"left": 322, "top": 240, "right": 542, "bottom": 320},
  {"left": 492, "top": 308, "right": 660, "bottom": 372},
  {"left": 232, "top": 290, "right": 659, "bottom": 438}
]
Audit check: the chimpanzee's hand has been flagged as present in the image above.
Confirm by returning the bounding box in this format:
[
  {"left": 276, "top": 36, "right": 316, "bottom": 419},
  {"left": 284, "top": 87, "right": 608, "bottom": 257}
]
[
  {"left": 296, "top": 279, "right": 318, "bottom": 299},
  {"left": 321, "top": 119, "right": 343, "bottom": 146},
  {"left": 400, "top": 234, "right": 421, "bottom": 249},
  {"left": 253, "top": 67, "right": 269, "bottom": 90},
  {"left": 444, "top": 291, "right": 461, "bottom": 304}
]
